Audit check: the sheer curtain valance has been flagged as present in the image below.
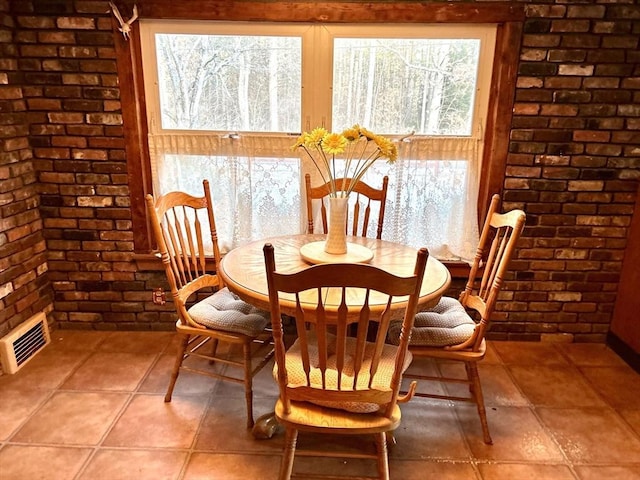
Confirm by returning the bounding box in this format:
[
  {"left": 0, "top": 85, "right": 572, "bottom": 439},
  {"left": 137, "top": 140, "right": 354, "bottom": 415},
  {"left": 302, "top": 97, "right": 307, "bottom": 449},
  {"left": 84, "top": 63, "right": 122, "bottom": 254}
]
[{"left": 148, "top": 133, "right": 480, "bottom": 261}]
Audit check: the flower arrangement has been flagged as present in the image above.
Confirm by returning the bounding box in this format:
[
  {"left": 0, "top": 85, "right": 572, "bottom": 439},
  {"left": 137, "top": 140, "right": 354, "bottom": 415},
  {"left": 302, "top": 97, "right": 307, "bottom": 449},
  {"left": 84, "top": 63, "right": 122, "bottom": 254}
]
[{"left": 292, "top": 125, "right": 397, "bottom": 197}]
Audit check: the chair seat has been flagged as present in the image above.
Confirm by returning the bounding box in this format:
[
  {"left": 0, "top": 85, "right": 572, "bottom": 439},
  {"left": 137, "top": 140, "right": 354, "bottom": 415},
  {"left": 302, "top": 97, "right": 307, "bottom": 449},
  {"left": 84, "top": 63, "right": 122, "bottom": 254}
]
[
  {"left": 275, "top": 398, "right": 401, "bottom": 435},
  {"left": 188, "top": 287, "right": 270, "bottom": 337},
  {"left": 388, "top": 296, "right": 476, "bottom": 347},
  {"left": 276, "top": 331, "right": 412, "bottom": 413}
]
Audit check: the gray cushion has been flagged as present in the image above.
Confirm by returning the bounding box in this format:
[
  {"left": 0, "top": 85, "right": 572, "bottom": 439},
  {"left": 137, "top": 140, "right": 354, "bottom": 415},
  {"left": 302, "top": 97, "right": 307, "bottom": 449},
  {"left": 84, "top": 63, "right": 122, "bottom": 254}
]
[
  {"left": 188, "top": 287, "right": 269, "bottom": 337},
  {"left": 276, "top": 330, "right": 412, "bottom": 413},
  {"left": 388, "top": 296, "right": 476, "bottom": 347}
]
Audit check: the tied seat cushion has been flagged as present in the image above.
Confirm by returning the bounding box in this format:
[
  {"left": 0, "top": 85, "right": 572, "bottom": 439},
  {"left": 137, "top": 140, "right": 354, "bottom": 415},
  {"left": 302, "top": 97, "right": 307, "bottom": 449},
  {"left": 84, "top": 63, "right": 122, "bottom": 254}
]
[
  {"left": 276, "top": 331, "right": 412, "bottom": 414},
  {"left": 188, "top": 287, "right": 269, "bottom": 337},
  {"left": 388, "top": 297, "right": 476, "bottom": 347}
]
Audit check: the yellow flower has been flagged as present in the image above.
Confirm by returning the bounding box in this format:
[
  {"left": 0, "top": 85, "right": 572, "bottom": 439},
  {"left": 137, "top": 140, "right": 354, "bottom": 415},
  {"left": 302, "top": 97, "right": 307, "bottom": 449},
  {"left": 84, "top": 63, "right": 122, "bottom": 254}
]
[
  {"left": 304, "top": 127, "right": 327, "bottom": 147},
  {"left": 292, "top": 124, "right": 396, "bottom": 197},
  {"left": 374, "top": 136, "right": 398, "bottom": 162},
  {"left": 322, "top": 133, "right": 348, "bottom": 155},
  {"left": 291, "top": 134, "right": 305, "bottom": 150},
  {"left": 359, "top": 127, "right": 376, "bottom": 141},
  {"left": 341, "top": 125, "right": 361, "bottom": 141}
]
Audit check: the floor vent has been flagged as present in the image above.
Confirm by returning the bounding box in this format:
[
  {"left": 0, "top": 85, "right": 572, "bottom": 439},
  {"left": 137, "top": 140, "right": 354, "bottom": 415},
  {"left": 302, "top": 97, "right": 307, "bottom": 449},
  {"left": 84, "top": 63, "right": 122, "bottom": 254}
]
[{"left": 0, "top": 312, "right": 51, "bottom": 375}]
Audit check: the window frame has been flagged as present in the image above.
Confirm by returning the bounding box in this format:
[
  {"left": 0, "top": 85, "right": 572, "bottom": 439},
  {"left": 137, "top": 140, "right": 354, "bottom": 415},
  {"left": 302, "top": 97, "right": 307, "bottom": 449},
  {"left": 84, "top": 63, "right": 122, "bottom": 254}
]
[{"left": 114, "top": 1, "right": 524, "bottom": 273}]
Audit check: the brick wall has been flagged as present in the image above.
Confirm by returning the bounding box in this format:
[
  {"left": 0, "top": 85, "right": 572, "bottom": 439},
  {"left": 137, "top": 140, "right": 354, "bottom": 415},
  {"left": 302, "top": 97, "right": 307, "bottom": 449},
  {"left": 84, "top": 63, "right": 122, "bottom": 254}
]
[
  {"left": 8, "top": 0, "right": 174, "bottom": 333},
  {"left": 0, "top": 0, "right": 638, "bottom": 342},
  {"left": 498, "top": 1, "right": 640, "bottom": 342},
  {"left": 0, "top": 0, "right": 53, "bottom": 339}
]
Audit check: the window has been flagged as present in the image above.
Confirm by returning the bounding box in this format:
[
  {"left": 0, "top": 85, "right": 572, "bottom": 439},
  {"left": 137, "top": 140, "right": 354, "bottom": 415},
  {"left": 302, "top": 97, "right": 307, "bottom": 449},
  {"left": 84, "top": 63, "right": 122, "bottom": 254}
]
[{"left": 139, "top": 19, "right": 498, "bottom": 260}]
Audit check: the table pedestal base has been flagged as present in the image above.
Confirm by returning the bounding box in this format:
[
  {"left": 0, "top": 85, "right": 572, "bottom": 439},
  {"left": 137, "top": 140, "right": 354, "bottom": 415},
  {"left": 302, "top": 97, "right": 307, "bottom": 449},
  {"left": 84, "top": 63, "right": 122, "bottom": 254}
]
[{"left": 252, "top": 411, "right": 281, "bottom": 439}]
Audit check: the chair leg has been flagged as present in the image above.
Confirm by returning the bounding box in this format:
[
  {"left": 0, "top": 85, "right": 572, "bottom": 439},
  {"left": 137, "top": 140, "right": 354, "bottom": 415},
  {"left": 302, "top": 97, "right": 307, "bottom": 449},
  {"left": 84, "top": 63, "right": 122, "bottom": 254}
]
[
  {"left": 243, "top": 341, "right": 255, "bottom": 429},
  {"left": 209, "top": 338, "right": 219, "bottom": 364},
  {"left": 465, "top": 362, "right": 474, "bottom": 395},
  {"left": 165, "top": 333, "right": 189, "bottom": 402},
  {"left": 467, "top": 362, "right": 492, "bottom": 445},
  {"left": 374, "top": 432, "right": 390, "bottom": 480},
  {"left": 279, "top": 427, "right": 298, "bottom": 480}
]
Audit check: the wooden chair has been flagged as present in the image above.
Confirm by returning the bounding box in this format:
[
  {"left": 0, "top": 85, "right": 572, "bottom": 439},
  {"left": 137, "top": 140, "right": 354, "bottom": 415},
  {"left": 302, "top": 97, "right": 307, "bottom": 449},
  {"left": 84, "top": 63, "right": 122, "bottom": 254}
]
[
  {"left": 305, "top": 173, "right": 389, "bottom": 239},
  {"left": 145, "top": 180, "right": 274, "bottom": 429},
  {"left": 388, "top": 194, "right": 525, "bottom": 444},
  {"left": 264, "top": 243, "right": 428, "bottom": 480}
]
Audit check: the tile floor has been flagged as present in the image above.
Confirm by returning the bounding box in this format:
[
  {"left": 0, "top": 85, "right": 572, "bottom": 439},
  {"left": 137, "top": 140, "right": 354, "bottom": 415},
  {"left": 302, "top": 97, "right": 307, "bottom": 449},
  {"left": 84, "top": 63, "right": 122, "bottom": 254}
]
[{"left": 1, "top": 330, "right": 640, "bottom": 479}]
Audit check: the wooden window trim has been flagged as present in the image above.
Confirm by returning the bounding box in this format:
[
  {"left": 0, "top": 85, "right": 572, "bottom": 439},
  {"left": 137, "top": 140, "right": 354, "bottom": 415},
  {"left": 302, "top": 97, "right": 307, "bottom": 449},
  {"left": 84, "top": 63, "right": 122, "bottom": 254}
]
[{"left": 116, "top": 1, "right": 524, "bottom": 273}]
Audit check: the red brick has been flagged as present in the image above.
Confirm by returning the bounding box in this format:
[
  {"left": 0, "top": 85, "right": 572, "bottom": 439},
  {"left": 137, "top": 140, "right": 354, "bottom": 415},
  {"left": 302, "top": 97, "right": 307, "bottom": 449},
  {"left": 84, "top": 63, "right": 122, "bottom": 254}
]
[
  {"left": 59, "top": 46, "right": 97, "bottom": 58},
  {"left": 16, "top": 16, "right": 55, "bottom": 29},
  {"left": 62, "top": 73, "right": 100, "bottom": 85},
  {"left": 573, "top": 130, "right": 611, "bottom": 142},
  {"left": 57, "top": 17, "right": 96, "bottom": 30},
  {"left": 47, "top": 112, "right": 83, "bottom": 124},
  {"left": 38, "top": 31, "right": 75, "bottom": 44},
  {"left": 551, "top": 20, "right": 591, "bottom": 33},
  {"left": 52, "top": 137, "right": 87, "bottom": 148},
  {"left": 567, "top": 5, "right": 605, "bottom": 19},
  {"left": 540, "top": 104, "right": 579, "bottom": 116}
]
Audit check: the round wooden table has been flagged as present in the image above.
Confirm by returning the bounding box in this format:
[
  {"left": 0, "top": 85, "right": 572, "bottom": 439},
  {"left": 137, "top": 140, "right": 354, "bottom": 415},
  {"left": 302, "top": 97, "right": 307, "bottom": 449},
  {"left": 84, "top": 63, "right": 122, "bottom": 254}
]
[{"left": 219, "top": 234, "right": 451, "bottom": 318}]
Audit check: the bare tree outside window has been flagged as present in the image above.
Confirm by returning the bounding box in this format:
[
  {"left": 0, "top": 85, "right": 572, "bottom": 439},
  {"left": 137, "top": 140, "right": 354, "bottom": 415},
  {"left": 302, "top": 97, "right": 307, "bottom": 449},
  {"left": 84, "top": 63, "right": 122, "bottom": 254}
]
[
  {"left": 155, "top": 33, "right": 302, "bottom": 132},
  {"left": 332, "top": 38, "right": 479, "bottom": 135}
]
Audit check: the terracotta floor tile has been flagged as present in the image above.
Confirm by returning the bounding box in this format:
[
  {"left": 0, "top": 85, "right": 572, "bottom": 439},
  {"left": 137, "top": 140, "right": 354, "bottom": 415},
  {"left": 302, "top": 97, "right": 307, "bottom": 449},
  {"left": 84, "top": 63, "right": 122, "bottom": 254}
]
[
  {"left": 0, "top": 445, "right": 92, "bottom": 480},
  {"left": 509, "top": 365, "right": 607, "bottom": 407},
  {"left": 183, "top": 452, "right": 281, "bottom": 479},
  {"left": 213, "top": 357, "right": 279, "bottom": 399},
  {"left": 492, "top": 342, "right": 570, "bottom": 366},
  {"left": 391, "top": 460, "right": 479, "bottom": 479},
  {"left": 574, "top": 465, "right": 640, "bottom": 480},
  {"left": 61, "top": 351, "right": 158, "bottom": 391},
  {"left": 477, "top": 463, "right": 576, "bottom": 480},
  {"left": 0, "top": 348, "right": 90, "bottom": 390},
  {"left": 403, "top": 357, "right": 449, "bottom": 397},
  {"left": 10, "top": 391, "right": 129, "bottom": 445},
  {"left": 291, "top": 455, "right": 379, "bottom": 479},
  {"left": 619, "top": 409, "right": 640, "bottom": 437},
  {"left": 78, "top": 449, "right": 188, "bottom": 480},
  {"left": 195, "top": 396, "right": 283, "bottom": 453},
  {"left": 0, "top": 386, "right": 50, "bottom": 441},
  {"left": 557, "top": 343, "right": 629, "bottom": 368},
  {"left": 250, "top": 358, "right": 281, "bottom": 398},
  {"left": 164, "top": 333, "right": 188, "bottom": 355},
  {"left": 580, "top": 366, "right": 640, "bottom": 409},
  {"left": 405, "top": 356, "right": 440, "bottom": 374},
  {"left": 461, "top": 405, "right": 564, "bottom": 462},
  {"left": 103, "top": 394, "right": 208, "bottom": 448},
  {"left": 96, "top": 331, "right": 174, "bottom": 354},
  {"left": 440, "top": 363, "right": 529, "bottom": 407},
  {"left": 137, "top": 353, "right": 219, "bottom": 396},
  {"left": 391, "top": 400, "right": 471, "bottom": 460},
  {"left": 289, "top": 431, "right": 377, "bottom": 457},
  {"left": 482, "top": 342, "right": 502, "bottom": 365},
  {"left": 537, "top": 407, "right": 640, "bottom": 464},
  {"left": 47, "top": 330, "right": 111, "bottom": 351}
]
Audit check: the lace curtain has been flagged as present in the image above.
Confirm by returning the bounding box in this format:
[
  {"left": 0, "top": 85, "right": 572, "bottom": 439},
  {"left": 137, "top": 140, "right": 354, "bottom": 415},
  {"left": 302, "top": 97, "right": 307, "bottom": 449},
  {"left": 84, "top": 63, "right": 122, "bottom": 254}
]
[{"left": 148, "top": 133, "right": 480, "bottom": 262}]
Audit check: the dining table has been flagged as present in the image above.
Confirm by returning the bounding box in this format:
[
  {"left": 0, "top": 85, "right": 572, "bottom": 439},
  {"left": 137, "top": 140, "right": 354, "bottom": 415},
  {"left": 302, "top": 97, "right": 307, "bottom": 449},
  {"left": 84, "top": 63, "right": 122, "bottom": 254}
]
[{"left": 219, "top": 233, "right": 452, "bottom": 319}]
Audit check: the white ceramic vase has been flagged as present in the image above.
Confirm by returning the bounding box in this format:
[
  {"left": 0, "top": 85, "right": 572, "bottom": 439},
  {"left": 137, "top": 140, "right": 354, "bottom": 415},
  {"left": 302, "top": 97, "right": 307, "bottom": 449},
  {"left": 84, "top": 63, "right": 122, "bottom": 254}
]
[{"left": 324, "top": 196, "right": 348, "bottom": 255}]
